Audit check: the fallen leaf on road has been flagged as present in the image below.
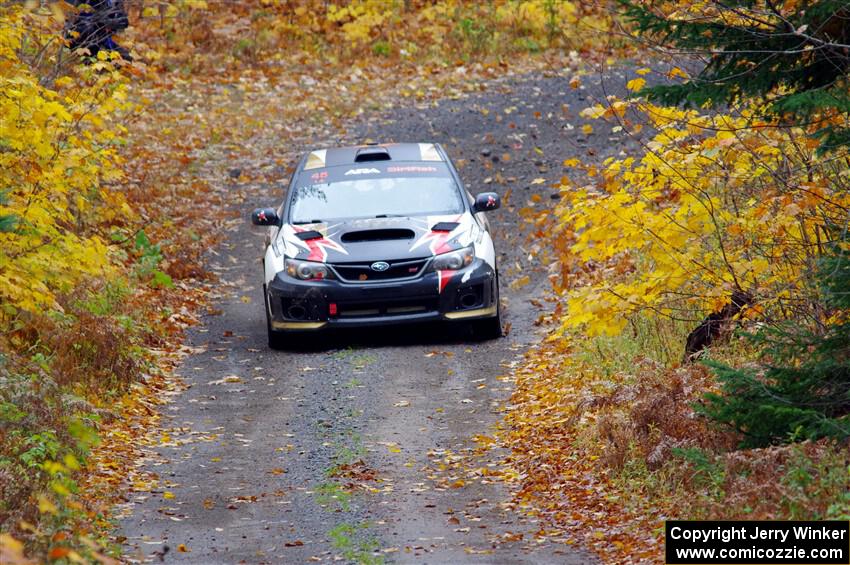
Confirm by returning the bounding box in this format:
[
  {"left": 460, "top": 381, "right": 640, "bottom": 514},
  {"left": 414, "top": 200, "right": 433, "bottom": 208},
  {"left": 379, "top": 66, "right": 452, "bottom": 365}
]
[
  {"left": 284, "top": 541, "right": 304, "bottom": 547},
  {"left": 394, "top": 400, "right": 411, "bottom": 407},
  {"left": 208, "top": 375, "right": 242, "bottom": 385},
  {"left": 510, "top": 275, "right": 531, "bottom": 290}
]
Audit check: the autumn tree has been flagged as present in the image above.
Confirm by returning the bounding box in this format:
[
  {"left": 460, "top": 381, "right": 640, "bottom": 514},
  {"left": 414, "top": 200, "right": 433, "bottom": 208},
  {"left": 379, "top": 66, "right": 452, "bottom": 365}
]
[
  {"left": 701, "top": 242, "right": 850, "bottom": 446},
  {"left": 617, "top": 0, "right": 850, "bottom": 444},
  {"left": 0, "top": 4, "right": 131, "bottom": 314},
  {"left": 621, "top": 0, "right": 850, "bottom": 149}
]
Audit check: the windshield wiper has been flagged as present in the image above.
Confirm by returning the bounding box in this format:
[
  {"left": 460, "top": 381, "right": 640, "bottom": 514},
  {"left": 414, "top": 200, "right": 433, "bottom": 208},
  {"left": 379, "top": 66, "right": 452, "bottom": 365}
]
[
  {"left": 374, "top": 214, "right": 405, "bottom": 218},
  {"left": 293, "top": 219, "right": 323, "bottom": 224}
]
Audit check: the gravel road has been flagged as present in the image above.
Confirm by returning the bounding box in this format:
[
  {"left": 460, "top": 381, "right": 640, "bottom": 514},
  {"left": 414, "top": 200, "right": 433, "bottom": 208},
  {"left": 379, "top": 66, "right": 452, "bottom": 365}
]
[{"left": 118, "top": 67, "right": 639, "bottom": 564}]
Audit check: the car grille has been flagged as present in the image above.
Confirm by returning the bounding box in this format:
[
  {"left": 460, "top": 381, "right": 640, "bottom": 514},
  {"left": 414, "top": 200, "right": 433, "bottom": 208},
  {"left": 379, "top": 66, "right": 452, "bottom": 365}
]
[
  {"left": 336, "top": 297, "right": 439, "bottom": 318},
  {"left": 330, "top": 258, "right": 430, "bottom": 282}
]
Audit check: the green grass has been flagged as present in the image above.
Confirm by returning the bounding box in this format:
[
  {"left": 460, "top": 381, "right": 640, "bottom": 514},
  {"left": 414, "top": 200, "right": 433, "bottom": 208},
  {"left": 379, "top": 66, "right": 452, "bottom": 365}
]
[
  {"left": 314, "top": 482, "right": 352, "bottom": 512},
  {"left": 332, "top": 348, "right": 377, "bottom": 370},
  {"left": 328, "top": 523, "right": 383, "bottom": 565},
  {"left": 326, "top": 430, "right": 367, "bottom": 478}
]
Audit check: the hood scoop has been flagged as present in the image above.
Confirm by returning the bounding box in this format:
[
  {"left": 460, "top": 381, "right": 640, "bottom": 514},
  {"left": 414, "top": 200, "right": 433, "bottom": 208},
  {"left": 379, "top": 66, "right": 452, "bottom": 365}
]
[
  {"left": 431, "top": 221, "right": 459, "bottom": 232},
  {"left": 341, "top": 228, "right": 415, "bottom": 243},
  {"left": 295, "top": 230, "right": 324, "bottom": 241}
]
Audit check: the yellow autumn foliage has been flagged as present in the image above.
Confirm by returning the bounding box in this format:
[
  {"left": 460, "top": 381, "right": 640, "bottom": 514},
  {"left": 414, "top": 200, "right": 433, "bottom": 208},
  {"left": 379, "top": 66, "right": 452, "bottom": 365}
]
[
  {"left": 558, "top": 99, "right": 850, "bottom": 336},
  {"left": 0, "top": 5, "right": 133, "bottom": 316},
  {"left": 321, "top": 0, "right": 595, "bottom": 45},
  {"left": 144, "top": 0, "right": 611, "bottom": 61}
]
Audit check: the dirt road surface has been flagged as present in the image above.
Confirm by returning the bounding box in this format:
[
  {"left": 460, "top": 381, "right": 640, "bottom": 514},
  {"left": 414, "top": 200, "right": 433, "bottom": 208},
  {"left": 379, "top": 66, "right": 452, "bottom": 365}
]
[{"left": 118, "top": 68, "right": 637, "bottom": 564}]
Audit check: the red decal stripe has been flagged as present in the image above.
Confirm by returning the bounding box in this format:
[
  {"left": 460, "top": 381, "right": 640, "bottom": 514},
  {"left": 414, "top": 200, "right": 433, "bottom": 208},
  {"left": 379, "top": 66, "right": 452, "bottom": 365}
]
[{"left": 438, "top": 270, "right": 454, "bottom": 293}]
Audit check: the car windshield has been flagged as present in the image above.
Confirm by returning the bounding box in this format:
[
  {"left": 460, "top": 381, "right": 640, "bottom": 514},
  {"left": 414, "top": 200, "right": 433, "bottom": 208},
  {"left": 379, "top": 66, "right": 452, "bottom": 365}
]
[{"left": 289, "top": 176, "right": 464, "bottom": 223}]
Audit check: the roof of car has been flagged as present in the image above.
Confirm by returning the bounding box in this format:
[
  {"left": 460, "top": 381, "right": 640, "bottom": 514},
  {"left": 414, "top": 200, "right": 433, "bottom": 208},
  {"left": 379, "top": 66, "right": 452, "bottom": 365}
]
[{"left": 302, "top": 143, "right": 444, "bottom": 170}]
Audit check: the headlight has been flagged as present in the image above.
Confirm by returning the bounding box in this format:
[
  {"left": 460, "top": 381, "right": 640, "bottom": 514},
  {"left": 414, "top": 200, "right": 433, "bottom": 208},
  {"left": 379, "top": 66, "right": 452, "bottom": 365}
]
[
  {"left": 430, "top": 246, "right": 474, "bottom": 271},
  {"left": 284, "top": 258, "right": 334, "bottom": 280}
]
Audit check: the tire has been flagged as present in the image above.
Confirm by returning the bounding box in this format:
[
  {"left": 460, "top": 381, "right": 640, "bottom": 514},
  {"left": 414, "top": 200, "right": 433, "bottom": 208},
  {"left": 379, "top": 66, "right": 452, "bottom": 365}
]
[
  {"left": 267, "top": 325, "right": 286, "bottom": 350},
  {"left": 264, "top": 285, "right": 286, "bottom": 350},
  {"left": 472, "top": 273, "right": 502, "bottom": 340},
  {"left": 473, "top": 310, "right": 502, "bottom": 340}
]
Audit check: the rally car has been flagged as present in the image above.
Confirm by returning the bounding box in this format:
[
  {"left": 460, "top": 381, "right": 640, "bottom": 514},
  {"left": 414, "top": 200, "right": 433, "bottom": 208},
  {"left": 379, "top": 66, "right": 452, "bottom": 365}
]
[{"left": 251, "top": 142, "right": 501, "bottom": 349}]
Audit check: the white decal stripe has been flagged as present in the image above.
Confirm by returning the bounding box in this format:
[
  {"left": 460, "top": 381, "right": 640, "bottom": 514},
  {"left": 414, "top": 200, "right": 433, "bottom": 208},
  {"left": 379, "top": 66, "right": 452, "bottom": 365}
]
[
  {"left": 419, "top": 143, "right": 442, "bottom": 162},
  {"left": 304, "top": 149, "right": 327, "bottom": 170}
]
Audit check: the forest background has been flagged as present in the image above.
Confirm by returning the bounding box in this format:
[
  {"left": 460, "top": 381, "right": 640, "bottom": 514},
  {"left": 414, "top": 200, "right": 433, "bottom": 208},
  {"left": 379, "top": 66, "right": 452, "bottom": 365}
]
[{"left": 1, "top": 0, "right": 849, "bottom": 563}]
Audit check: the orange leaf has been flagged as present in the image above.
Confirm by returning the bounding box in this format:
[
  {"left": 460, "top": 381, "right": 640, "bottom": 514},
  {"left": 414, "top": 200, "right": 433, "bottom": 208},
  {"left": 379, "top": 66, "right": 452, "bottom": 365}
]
[{"left": 49, "top": 547, "right": 71, "bottom": 560}]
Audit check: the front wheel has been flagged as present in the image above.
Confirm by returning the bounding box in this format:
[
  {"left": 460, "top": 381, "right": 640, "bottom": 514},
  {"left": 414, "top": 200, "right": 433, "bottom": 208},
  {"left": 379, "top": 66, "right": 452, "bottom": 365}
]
[
  {"left": 264, "top": 285, "right": 286, "bottom": 350},
  {"left": 472, "top": 312, "right": 502, "bottom": 340},
  {"left": 472, "top": 274, "right": 502, "bottom": 340},
  {"left": 267, "top": 325, "right": 286, "bottom": 350}
]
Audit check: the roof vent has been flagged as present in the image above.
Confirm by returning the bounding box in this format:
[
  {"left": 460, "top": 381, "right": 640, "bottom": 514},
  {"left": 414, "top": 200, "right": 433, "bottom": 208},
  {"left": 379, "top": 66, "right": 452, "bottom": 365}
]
[{"left": 354, "top": 146, "right": 391, "bottom": 162}]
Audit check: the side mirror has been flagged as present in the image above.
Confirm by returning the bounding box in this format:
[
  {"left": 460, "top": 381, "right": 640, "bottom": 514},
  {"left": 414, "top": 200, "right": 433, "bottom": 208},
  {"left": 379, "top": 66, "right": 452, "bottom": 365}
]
[
  {"left": 251, "top": 207, "right": 280, "bottom": 226},
  {"left": 472, "top": 192, "right": 500, "bottom": 213}
]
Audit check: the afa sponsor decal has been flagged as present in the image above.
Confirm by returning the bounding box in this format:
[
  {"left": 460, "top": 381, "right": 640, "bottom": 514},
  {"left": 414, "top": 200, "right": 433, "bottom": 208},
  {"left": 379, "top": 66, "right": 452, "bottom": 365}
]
[
  {"left": 386, "top": 166, "right": 438, "bottom": 174},
  {"left": 310, "top": 171, "right": 329, "bottom": 182},
  {"left": 344, "top": 168, "right": 381, "bottom": 176}
]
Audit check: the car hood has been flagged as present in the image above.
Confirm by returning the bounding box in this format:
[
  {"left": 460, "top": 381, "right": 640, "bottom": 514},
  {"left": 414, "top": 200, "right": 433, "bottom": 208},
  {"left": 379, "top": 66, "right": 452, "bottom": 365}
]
[{"left": 278, "top": 214, "right": 477, "bottom": 264}]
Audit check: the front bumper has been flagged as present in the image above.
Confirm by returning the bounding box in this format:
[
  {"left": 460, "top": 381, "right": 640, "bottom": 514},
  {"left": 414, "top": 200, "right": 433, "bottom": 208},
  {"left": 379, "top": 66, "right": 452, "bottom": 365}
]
[{"left": 266, "top": 259, "right": 497, "bottom": 331}]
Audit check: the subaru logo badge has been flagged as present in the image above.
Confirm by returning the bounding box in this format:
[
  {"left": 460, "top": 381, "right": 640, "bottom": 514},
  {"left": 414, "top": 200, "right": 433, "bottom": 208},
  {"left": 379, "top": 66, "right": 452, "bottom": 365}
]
[{"left": 371, "top": 261, "right": 390, "bottom": 272}]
